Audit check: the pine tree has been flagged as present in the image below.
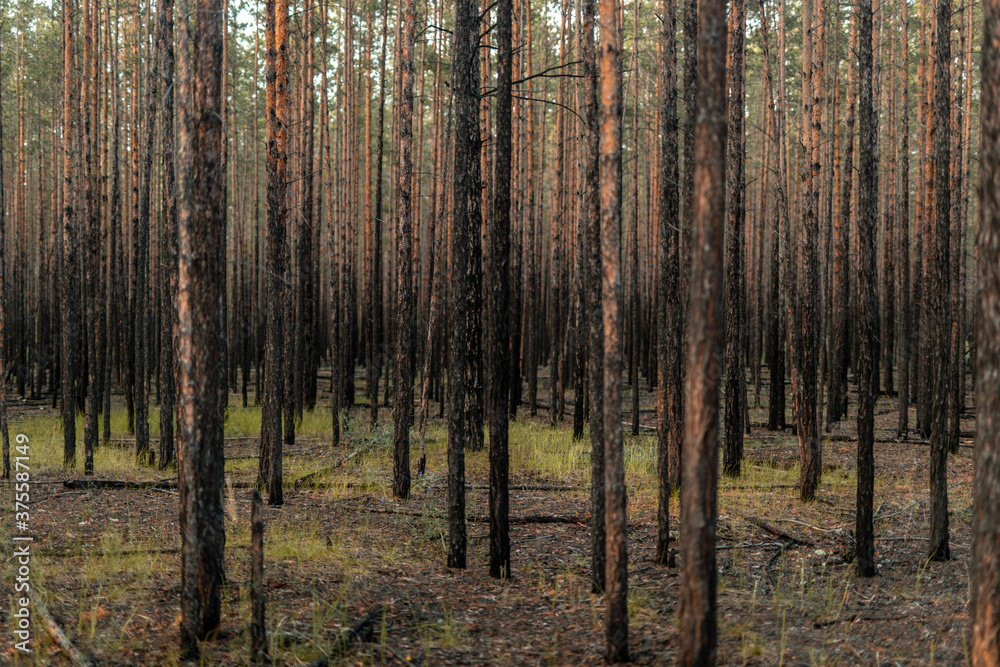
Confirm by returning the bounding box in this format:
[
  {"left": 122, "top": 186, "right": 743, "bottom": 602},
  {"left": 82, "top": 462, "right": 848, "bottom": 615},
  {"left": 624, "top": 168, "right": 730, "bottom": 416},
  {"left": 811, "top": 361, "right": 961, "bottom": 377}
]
[
  {"left": 175, "top": 0, "right": 226, "bottom": 652},
  {"left": 394, "top": 0, "right": 416, "bottom": 499},
  {"left": 678, "top": 0, "right": 726, "bottom": 656},
  {"left": 656, "top": 0, "right": 680, "bottom": 565},
  {"left": 449, "top": 0, "right": 480, "bottom": 569},
  {"left": 598, "top": 0, "right": 627, "bottom": 657},
  {"left": 723, "top": 0, "right": 746, "bottom": 477},
  {"left": 856, "top": 0, "right": 879, "bottom": 577},
  {"left": 970, "top": 1, "right": 1000, "bottom": 656},
  {"left": 61, "top": 0, "right": 79, "bottom": 470},
  {"left": 487, "top": 0, "right": 513, "bottom": 580},
  {"left": 259, "top": 0, "right": 289, "bottom": 506}
]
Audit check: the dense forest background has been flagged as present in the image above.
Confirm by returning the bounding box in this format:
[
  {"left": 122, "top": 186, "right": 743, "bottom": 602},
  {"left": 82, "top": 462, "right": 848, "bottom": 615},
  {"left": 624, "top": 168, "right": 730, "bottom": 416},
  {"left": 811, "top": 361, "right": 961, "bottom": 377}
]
[{"left": 0, "top": 0, "right": 980, "bottom": 444}]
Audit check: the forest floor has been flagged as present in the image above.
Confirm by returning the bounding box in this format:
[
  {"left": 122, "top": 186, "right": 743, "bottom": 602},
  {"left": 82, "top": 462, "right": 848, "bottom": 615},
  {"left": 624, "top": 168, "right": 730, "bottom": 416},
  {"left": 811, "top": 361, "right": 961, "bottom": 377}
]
[{"left": 0, "top": 370, "right": 978, "bottom": 666}]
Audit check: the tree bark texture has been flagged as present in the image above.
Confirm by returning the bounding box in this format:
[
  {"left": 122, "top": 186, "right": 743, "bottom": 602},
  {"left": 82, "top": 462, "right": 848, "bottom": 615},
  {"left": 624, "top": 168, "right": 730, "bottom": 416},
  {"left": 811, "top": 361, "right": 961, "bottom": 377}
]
[
  {"left": 971, "top": 2, "right": 1000, "bottom": 659},
  {"left": 856, "top": 0, "right": 879, "bottom": 578},
  {"left": 394, "top": 0, "right": 416, "bottom": 500},
  {"left": 679, "top": 0, "right": 726, "bottom": 657},
  {"left": 582, "top": 0, "right": 605, "bottom": 593},
  {"left": 176, "top": 0, "right": 227, "bottom": 652},
  {"left": 929, "top": 0, "right": 952, "bottom": 562},
  {"left": 488, "top": 0, "right": 513, "bottom": 580},
  {"left": 61, "top": 0, "right": 78, "bottom": 470},
  {"left": 723, "top": 0, "right": 745, "bottom": 478},
  {"left": 158, "top": 0, "right": 178, "bottom": 469},
  {"left": 657, "top": 0, "right": 680, "bottom": 565},
  {"left": 599, "top": 0, "right": 627, "bottom": 660},
  {"left": 449, "top": 0, "right": 479, "bottom": 569},
  {"left": 259, "top": 0, "right": 289, "bottom": 506}
]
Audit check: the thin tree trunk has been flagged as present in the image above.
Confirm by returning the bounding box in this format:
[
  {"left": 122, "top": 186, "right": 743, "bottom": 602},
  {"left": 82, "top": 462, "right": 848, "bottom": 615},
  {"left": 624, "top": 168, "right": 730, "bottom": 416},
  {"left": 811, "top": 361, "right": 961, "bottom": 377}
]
[
  {"left": 723, "top": 0, "right": 745, "bottom": 477},
  {"left": 158, "top": 0, "right": 177, "bottom": 468},
  {"left": 106, "top": 0, "right": 121, "bottom": 442},
  {"left": 656, "top": 0, "right": 679, "bottom": 565},
  {"left": 581, "top": 0, "right": 605, "bottom": 592},
  {"left": 762, "top": 0, "right": 787, "bottom": 433},
  {"left": 62, "top": 0, "right": 78, "bottom": 470},
  {"left": 897, "top": 0, "right": 911, "bottom": 439},
  {"left": 0, "top": 35, "right": 7, "bottom": 480},
  {"left": 372, "top": 0, "right": 388, "bottom": 425},
  {"left": 297, "top": 0, "right": 315, "bottom": 418},
  {"left": 365, "top": 1, "right": 376, "bottom": 424},
  {"left": 629, "top": 2, "right": 640, "bottom": 438},
  {"left": 394, "top": 0, "right": 416, "bottom": 500},
  {"left": 856, "top": 0, "right": 878, "bottom": 577},
  {"left": 259, "top": 0, "right": 289, "bottom": 505},
  {"left": 280, "top": 0, "right": 297, "bottom": 462},
  {"left": 135, "top": 5, "right": 159, "bottom": 465},
  {"left": 598, "top": 0, "right": 627, "bottom": 658},
  {"left": 680, "top": 0, "right": 696, "bottom": 348},
  {"left": 928, "top": 0, "right": 952, "bottom": 561},
  {"left": 82, "top": 0, "right": 99, "bottom": 476},
  {"left": 796, "top": 0, "right": 821, "bottom": 501},
  {"left": 487, "top": 0, "right": 512, "bottom": 579},
  {"left": 449, "top": 0, "right": 479, "bottom": 569}
]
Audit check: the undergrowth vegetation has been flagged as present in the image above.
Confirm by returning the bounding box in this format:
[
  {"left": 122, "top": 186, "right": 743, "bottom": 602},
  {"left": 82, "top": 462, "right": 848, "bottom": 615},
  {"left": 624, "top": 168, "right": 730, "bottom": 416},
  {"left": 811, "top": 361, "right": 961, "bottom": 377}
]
[{"left": 0, "top": 394, "right": 977, "bottom": 664}]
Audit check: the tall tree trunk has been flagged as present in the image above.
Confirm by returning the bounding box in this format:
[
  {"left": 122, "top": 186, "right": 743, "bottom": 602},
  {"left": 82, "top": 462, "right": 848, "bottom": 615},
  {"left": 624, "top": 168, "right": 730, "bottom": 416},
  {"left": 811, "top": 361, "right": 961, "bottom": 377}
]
[
  {"left": 763, "top": 0, "right": 787, "bottom": 433},
  {"left": 917, "top": 0, "right": 934, "bottom": 437},
  {"left": 372, "top": 0, "right": 388, "bottom": 425},
  {"left": 158, "top": 0, "right": 177, "bottom": 468},
  {"left": 394, "top": 0, "right": 415, "bottom": 500},
  {"left": 297, "top": 0, "right": 315, "bottom": 417},
  {"left": 0, "top": 35, "right": 7, "bottom": 480},
  {"left": 680, "top": 0, "right": 696, "bottom": 352},
  {"left": 259, "top": 0, "right": 289, "bottom": 505},
  {"left": 508, "top": 0, "right": 524, "bottom": 418},
  {"left": 83, "top": 0, "right": 99, "bottom": 476},
  {"left": 175, "top": 0, "right": 226, "bottom": 653},
  {"left": 62, "top": 0, "right": 78, "bottom": 470},
  {"left": 364, "top": 1, "right": 376, "bottom": 424},
  {"left": 656, "top": 0, "right": 680, "bottom": 565},
  {"left": 628, "top": 3, "right": 640, "bottom": 437},
  {"left": 487, "top": 0, "right": 512, "bottom": 579},
  {"left": 796, "top": 0, "right": 821, "bottom": 501},
  {"left": 280, "top": 0, "right": 297, "bottom": 463},
  {"left": 598, "top": 0, "right": 627, "bottom": 659},
  {"left": 679, "top": 0, "right": 726, "bottom": 657},
  {"left": 135, "top": 5, "right": 159, "bottom": 465},
  {"left": 856, "top": 0, "right": 878, "bottom": 577},
  {"left": 970, "top": 1, "right": 1000, "bottom": 658},
  {"left": 321, "top": 0, "right": 340, "bottom": 446},
  {"left": 928, "top": 0, "right": 952, "bottom": 561},
  {"left": 897, "top": 0, "right": 911, "bottom": 439},
  {"left": 723, "top": 0, "right": 745, "bottom": 477},
  {"left": 582, "top": 0, "right": 605, "bottom": 592},
  {"left": 449, "top": 0, "right": 479, "bottom": 569},
  {"left": 882, "top": 20, "right": 897, "bottom": 400},
  {"left": 106, "top": 0, "right": 121, "bottom": 442},
  {"left": 465, "top": 3, "right": 485, "bottom": 451}
]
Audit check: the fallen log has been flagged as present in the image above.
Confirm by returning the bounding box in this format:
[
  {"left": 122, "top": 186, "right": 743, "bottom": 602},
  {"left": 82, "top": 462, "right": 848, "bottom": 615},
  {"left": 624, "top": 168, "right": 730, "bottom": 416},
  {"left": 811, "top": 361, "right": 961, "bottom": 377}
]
[
  {"left": 738, "top": 513, "right": 812, "bottom": 546},
  {"left": 293, "top": 445, "right": 371, "bottom": 488},
  {"left": 32, "top": 593, "right": 94, "bottom": 667},
  {"left": 63, "top": 479, "right": 176, "bottom": 490},
  {"left": 62, "top": 478, "right": 260, "bottom": 491},
  {"left": 466, "top": 482, "right": 586, "bottom": 492},
  {"left": 359, "top": 506, "right": 589, "bottom": 525},
  {"left": 307, "top": 601, "right": 399, "bottom": 666}
]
